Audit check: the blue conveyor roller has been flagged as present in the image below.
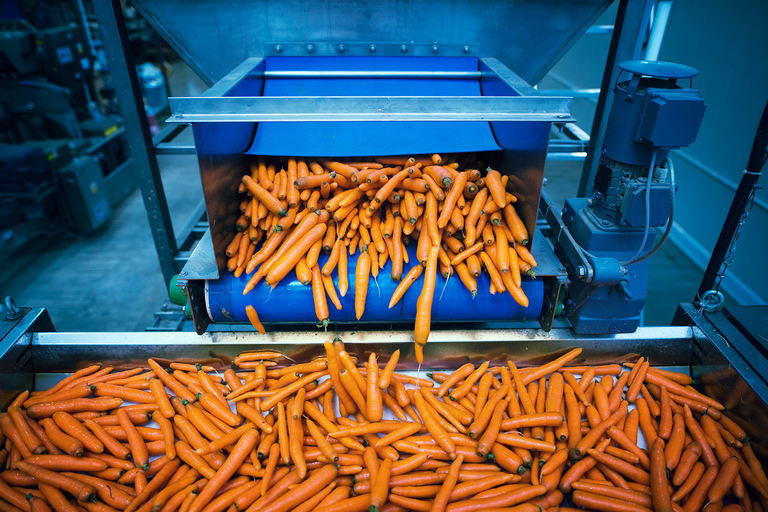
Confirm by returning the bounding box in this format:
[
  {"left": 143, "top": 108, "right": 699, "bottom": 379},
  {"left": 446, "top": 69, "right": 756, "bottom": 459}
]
[{"left": 206, "top": 246, "right": 543, "bottom": 324}]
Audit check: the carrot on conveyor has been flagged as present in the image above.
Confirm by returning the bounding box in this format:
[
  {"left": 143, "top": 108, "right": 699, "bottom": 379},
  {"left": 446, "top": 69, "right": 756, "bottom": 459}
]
[{"left": 9, "top": 300, "right": 752, "bottom": 512}]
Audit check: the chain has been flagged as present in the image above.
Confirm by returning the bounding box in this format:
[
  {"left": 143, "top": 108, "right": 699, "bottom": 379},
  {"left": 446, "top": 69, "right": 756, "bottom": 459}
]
[{"left": 696, "top": 181, "right": 761, "bottom": 313}]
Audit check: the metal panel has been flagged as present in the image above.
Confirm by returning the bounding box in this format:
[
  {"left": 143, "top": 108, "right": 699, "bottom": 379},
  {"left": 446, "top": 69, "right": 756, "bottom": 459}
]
[
  {"left": 29, "top": 327, "right": 694, "bottom": 371},
  {"left": 169, "top": 96, "right": 573, "bottom": 123},
  {"left": 130, "top": 0, "right": 613, "bottom": 87}
]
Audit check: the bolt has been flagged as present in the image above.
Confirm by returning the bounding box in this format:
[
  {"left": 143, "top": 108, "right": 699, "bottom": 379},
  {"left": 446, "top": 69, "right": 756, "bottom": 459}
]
[
  {"left": 566, "top": 215, "right": 574, "bottom": 225},
  {"left": 400, "top": 45, "right": 408, "bottom": 53},
  {"left": 577, "top": 265, "right": 586, "bottom": 277},
  {"left": 431, "top": 45, "right": 440, "bottom": 54},
  {"left": 633, "top": 185, "right": 640, "bottom": 191},
  {"left": 369, "top": 45, "right": 377, "bottom": 53},
  {"left": 652, "top": 93, "right": 658, "bottom": 99},
  {"left": 463, "top": 45, "right": 471, "bottom": 54},
  {"left": 626, "top": 94, "right": 632, "bottom": 100},
  {"left": 337, "top": 44, "right": 346, "bottom": 54},
  {"left": 305, "top": 44, "right": 315, "bottom": 54},
  {"left": 601, "top": 220, "right": 610, "bottom": 226},
  {"left": 609, "top": 326, "right": 618, "bottom": 332},
  {"left": 565, "top": 300, "right": 574, "bottom": 307},
  {"left": 273, "top": 44, "right": 282, "bottom": 54}
]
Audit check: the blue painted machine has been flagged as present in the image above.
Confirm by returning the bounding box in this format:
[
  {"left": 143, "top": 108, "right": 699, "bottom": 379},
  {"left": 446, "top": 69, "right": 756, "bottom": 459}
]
[
  {"left": 150, "top": 1, "right": 706, "bottom": 337},
  {"left": 555, "top": 61, "right": 706, "bottom": 333}
]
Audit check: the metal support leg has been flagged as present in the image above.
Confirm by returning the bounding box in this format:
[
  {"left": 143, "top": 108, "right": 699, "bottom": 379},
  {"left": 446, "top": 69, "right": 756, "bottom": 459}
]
[
  {"left": 93, "top": 0, "right": 178, "bottom": 287},
  {"left": 577, "top": 0, "right": 654, "bottom": 197}
]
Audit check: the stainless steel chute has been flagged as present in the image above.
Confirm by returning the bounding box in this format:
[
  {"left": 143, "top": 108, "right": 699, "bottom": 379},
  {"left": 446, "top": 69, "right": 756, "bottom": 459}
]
[{"left": 130, "top": 0, "right": 614, "bottom": 87}]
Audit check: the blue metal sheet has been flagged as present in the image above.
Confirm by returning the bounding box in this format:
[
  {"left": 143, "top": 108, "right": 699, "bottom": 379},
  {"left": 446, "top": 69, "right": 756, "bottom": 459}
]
[
  {"left": 245, "top": 57, "right": 501, "bottom": 157},
  {"left": 207, "top": 245, "right": 543, "bottom": 324}
]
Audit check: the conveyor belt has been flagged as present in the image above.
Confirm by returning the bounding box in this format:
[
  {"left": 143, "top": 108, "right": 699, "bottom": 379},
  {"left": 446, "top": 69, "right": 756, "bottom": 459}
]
[
  {"left": 246, "top": 57, "right": 502, "bottom": 156},
  {"left": 206, "top": 245, "right": 543, "bottom": 324}
]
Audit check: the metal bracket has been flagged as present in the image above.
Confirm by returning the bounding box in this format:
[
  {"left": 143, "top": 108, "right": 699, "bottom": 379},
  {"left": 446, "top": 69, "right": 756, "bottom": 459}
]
[
  {"left": 264, "top": 42, "right": 479, "bottom": 57},
  {"left": 539, "top": 190, "right": 594, "bottom": 283}
]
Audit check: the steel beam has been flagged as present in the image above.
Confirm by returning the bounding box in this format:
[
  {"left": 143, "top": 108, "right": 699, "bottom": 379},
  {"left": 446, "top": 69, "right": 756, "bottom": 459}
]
[
  {"left": 93, "top": 0, "right": 178, "bottom": 287},
  {"left": 578, "top": 0, "right": 653, "bottom": 197}
]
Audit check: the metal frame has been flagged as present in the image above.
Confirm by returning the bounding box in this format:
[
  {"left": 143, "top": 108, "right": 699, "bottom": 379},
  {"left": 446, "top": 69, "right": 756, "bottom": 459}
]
[
  {"left": 578, "top": 0, "right": 654, "bottom": 197},
  {"left": 93, "top": 0, "right": 205, "bottom": 287},
  {"left": 167, "top": 57, "right": 573, "bottom": 124}
]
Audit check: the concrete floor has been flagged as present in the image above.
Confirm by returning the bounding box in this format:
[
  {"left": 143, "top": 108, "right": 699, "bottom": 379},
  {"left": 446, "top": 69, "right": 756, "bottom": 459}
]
[{"left": 1, "top": 58, "right": 706, "bottom": 332}]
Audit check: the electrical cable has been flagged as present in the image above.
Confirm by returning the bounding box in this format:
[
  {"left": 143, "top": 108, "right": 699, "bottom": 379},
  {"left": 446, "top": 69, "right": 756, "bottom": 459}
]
[
  {"left": 630, "top": 156, "right": 675, "bottom": 264},
  {"left": 621, "top": 149, "right": 658, "bottom": 265}
]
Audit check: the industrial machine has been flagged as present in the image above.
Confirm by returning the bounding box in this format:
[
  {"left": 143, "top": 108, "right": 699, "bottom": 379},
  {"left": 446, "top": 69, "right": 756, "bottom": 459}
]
[
  {"left": 0, "top": 8, "right": 136, "bottom": 257},
  {"left": 3, "top": 0, "right": 766, "bottom": 485},
  {"left": 555, "top": 61, "right": 706, "bottom": 333},
  {"left": 130, "top": 6, "right": 706, "bottom": 338}
]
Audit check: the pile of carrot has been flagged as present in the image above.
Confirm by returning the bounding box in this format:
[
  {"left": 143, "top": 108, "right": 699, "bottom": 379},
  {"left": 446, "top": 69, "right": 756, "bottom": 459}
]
[
  {"left": 1, "top": 346, "right": 765, "bottom": 512},
  {"left": 227, "top": 154, "right": 536, "bottom": 361}
]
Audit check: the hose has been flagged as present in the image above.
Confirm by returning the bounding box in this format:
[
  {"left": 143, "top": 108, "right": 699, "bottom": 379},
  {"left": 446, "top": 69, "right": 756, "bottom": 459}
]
[{"left": 696, "top": 97, "right": 768, "bottom": 300}]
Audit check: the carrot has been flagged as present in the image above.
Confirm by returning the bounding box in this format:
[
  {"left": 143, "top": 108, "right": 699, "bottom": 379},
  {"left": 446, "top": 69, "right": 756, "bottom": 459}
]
[
  {"left": 437, "top": 172, "right": 468, "bottom": 229},
  {"left": 259, "top": 465, "right": 338, "bottom": 512},
  {"left": 186, "top": 429, "right": 257, "bottom": 512},
  {"left": 242, "top": 176, "right": 286, "bottom": 217},
  {"left": 0, "top": 478, "right": 31, "bottom": 511},
  {"left": 289, "top": 393, "right": 307, "bottom": 478},
  {"left": 23, "top": 386, "right": 94, "bottom": 410},
  {"left": 7, "top": 407, "right": 44, "bottom": 455},
  {"left": 47, "top": 412, "right": 101, "bottom": 455},
  {"left": 309, "top": 263, "right": 330, "bottom": 329},
  {"left": 22, "top": 454, "right": 107, "bottom": 472},
  {"left": 39, "top": 483, "right": 80, "bottom": 512},
  {"left": 415, "top": 246, "right": 439, "bottom": 361},
  {"left": 574, "top": 404, "right": 627, "bottom": 458},
  {"left": 502, "top": 205, "right": 528, "bottom": 246},
  {"left": 484, "top": 170, "right": 506, "bottom": 208},
  {"left": 444, "top": 485, "right": 545, "bottom": 512},
  {"left": 25, "top": 397, "right": 123, "bottom": 419},
  {"left": 649, "top": 438, "right": 672, "bottom": 512},
  {"left": 369, "top": 458, "right": 392, "bottom": 512},
  {"left": 681, "top": 405, "right": 718, "bottom": 467},
  {"left": 572, "top": 490, "right": 652, "bottom": 512},
  {"left": 451, "top": 362, "right": 490, "bottom": 401},
  {"left": 112, "top": 409, "right": 148, "bottom": 471},
  {"left": 681, "top": 464, "right": 719, "bottom": 512},
  {"left": 229, "top": 307, "right": 262, "bottom": 337},
  {"left": 708, "top": 457, "right": 740, "bottom": 502},
  {"left": 267, "top": 224, "right": 326, "bottom": 285},
  {"left": 16, "top": 461, "right": 95, "bottom": 503},
  {"left": 148, "top": 359, "right": 197, "bottom": 404},
  {"left": 355, "top": 246, "right": 371, "bottom": 320},
  {"left": 476, "top": 401, "right": 507, "bottom": 458},
  {"left": 644, "top": 372, "right": 723, "bottom": 410},
  {"left": 413, "top": 390, "right": 456, "bottom": 459},
  {"left": 496, "top": 433, "right": 556, "bottom": 453},
  {"left": 499, "top": 413, "right": 564, "bottom": 431},
  {"left": 388, "top": 264, "right": 423, "bottom": 309}
]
